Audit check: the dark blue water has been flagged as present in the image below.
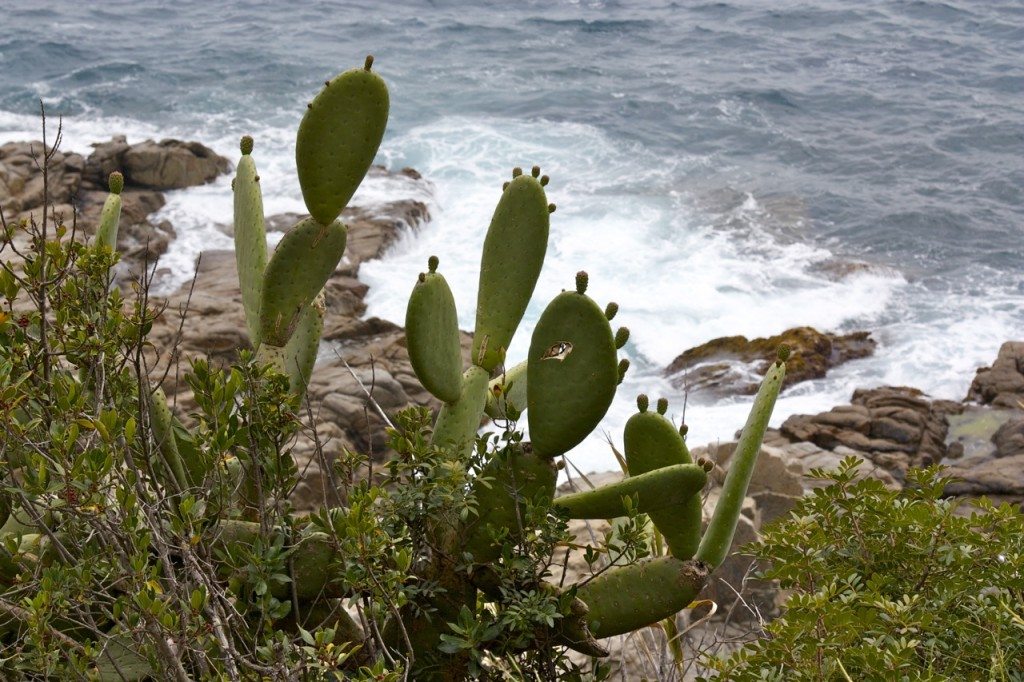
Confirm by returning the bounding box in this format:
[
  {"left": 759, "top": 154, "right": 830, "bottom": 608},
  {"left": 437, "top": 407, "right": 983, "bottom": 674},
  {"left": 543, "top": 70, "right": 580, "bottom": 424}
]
[{"left": 2, "top": 1, "right": 1022, "bottom": 467}]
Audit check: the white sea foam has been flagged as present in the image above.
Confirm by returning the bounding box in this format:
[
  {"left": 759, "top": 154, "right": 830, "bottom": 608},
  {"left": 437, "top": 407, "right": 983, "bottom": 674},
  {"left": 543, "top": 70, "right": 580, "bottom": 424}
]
[{"left": 4, "top": 110, "right": 1017, "bottom": 474}]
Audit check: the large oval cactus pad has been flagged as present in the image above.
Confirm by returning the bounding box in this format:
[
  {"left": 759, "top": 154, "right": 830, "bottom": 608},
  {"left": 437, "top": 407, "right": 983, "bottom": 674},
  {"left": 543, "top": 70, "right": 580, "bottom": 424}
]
[
  {"left": 233, "top": 146, "right": 268, "bottom": 347},
  {"left": 576, "top": 556, "right": 710, "bottom": 639},
  {"left": 259, "top": 217, "right": 347, "bottom": 348},
  {"left": 472, "top": 174, "right": 550, "bottom": 371},
  {"left": 406, "top": 268, "right": 463, "bottom": 403},
  {"left": 464, "top": 445, "right": 558, "bottom": 562},
  {"left": 296, "top": 60, "right": 389, "bottom": 226},
  {"left": 527, "top": 290, "right": 617, "bottom": 458}
]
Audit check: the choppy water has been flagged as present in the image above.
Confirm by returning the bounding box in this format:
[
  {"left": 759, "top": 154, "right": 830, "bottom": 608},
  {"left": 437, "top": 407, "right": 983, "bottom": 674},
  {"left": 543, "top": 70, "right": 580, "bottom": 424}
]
[{"left": 2, "top": 1, "right": 1022, "bottom": 470}]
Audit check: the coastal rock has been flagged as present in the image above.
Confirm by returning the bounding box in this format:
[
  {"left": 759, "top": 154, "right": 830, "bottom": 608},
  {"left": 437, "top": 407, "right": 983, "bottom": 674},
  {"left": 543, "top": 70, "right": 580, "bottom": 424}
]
[
  {"left": 779, "top": 386, "right": 963, "bottom": 481},
  {"left": 665, "top": 326, "right": 875, "bottom": 396},
  {"left": 120, "top": 139, "right": 229, "bottom": 190},
  {"left": 966, "top": 341, "right": 1024, "bottom": 408},
  {"left": 992, "top": 417, "right": 1024, "bottom": 459},
  {"left": 943, "top": 454, "right": 1024, "bottom": 497},
  {"left": 1, "top": 141, "right": 84, "bottom": 213}
]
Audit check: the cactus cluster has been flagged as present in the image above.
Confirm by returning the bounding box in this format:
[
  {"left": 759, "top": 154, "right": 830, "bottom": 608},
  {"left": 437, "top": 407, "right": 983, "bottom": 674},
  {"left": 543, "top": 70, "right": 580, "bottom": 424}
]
[{"left": 36, "top": 57, "right": 787, "bottom": 679}]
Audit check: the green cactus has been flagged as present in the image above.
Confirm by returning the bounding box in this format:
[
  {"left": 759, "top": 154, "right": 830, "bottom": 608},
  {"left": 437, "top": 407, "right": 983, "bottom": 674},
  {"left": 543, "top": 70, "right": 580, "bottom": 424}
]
[
  {"left": 526, "top": 273, "right": 620, "bottom": 459},
  {"left": 233, "top": 135, "right": 268, "bottom": 347},
  {"left": 93, "top": 171, "right": 123, "bottom": 251},
  {"left": 405, "top": 256, "right": 463, "bottom": 403},
  {"left": 296, "top": 55, "right": 389, "bottom": 226},
  {"left": 624, "top": 395, "right": 703, "bottom": 559},
  {"left": 471, "top": 172, "right": 551, "bottom": 371},
  {"left": 258, "top": 216, "right": 346, "bottom": 348},
  {"left": 552, "top": 463, "right": 707, "bottom": 519},
  {"left": 0, "top": 56, "right": 794, "bottom": 680}
]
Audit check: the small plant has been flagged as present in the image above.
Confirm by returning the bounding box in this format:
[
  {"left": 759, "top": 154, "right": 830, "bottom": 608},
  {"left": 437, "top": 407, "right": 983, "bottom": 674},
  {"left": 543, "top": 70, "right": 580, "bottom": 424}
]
[{"left": 704, "top": 458, "right": 1024, "bottom": 681}]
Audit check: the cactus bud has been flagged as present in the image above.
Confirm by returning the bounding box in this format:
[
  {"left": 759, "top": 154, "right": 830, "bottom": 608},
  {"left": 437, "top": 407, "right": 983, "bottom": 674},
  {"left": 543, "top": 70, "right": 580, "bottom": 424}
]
[
  {"left": 604, "top": 302, "right": 619, "bottom": 321},
  {"left": 556, "top": 459, "right": 566, "bottom": 470},
  {"left": 637, "top": 394, "right": 649, "bottom": 413},
  {"left": 615, "top": 326, "right": 630, "bottom": 349},
  {"left": 531, "top": 165, "right": 540, "bottom": 178},
  {"left": 418, "top": 272, "right": 426, "bottom": 283},
  {"left": 231, "top": 178, "right": 236, "bottom": 191},
  {"left": 254, "top": 175, "right": 260, "bottom": 182},
  {"left": 540, "top": 175, "right": 549, "bottom": 186},
  {"left": 325, "top": 80, "right": 331, "bottom": 87},
  {"left": 364, "top": 54, "right": 374, "bottom": 71},
  {"left": 777, "top": 344, "right": 791, "bottom": 363},
  {"left": 656, "top": 397, "right": 668, "bottom": 415},
  {"left": 108, "top": 171, "right": 124, "bottom": 195},
  {"left": 512, "top": 167, "right": 523, "bottom": 178},
  {"left": 575, "top": 271, "right": 588, "bottom": 295},
  {"left": 428, "top": 255, "right": 439, "bottom": 273},
  {"left": 548, "top": 203, "right": 556, "bottom": 213},
  {"left": 679, "top": 423, "right": 689, "bottom": 437},
  {"left": 698, "top": 457, "right": 714, "bottom": 473},
  {"left": 617, "top": 358, "right": 630, "bottom": 384},
  {"left": 503, "top": 181, "right": 510, "bottom": 191},
  {"left": 240, "top": 135, "right": 254, "bottom": 155}
]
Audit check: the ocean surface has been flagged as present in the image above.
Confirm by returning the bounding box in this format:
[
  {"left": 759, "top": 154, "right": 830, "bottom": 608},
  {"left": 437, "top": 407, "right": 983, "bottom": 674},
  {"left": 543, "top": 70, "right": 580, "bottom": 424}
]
[{"left": 2, "top": 1, "right": 1022, "bottom": 471}]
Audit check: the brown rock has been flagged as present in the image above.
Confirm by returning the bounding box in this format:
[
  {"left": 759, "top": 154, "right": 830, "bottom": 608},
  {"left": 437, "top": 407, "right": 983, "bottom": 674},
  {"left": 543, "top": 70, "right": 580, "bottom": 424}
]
[
  {"left": 992, "top": 418, "right": 1024, "bottom": 459},
  {"left": 967, "top": 341, "right": 1024, "bottom": 408},
  {"left": 666, "top": 326, "right": 875, "bottom": 395},
  {"left": 121, "top": 139, "right": 229, "bottom": 190},
  {"left": 779, "top": 386, "right": 963, "bottom": 482},
  {"left": 944, "top": 454, "right": 1024, "bottom": 496}
]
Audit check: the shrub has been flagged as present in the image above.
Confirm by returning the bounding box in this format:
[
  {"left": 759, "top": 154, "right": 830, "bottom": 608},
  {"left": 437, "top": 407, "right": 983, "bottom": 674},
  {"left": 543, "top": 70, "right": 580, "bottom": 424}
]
[{"left": 704, "top": 458, "right": 1024, "bottom": 681}]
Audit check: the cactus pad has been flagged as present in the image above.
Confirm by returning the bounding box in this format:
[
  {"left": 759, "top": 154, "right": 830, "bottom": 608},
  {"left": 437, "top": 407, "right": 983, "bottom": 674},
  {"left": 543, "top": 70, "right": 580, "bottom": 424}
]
[
  {"left": 552, "top": 464, "right": 707, "bottom": 519},
  {"left": 233, "top": 143, "right": 268, "bottom": 346},
  {"left": 472, "top": 173, "right": 551, "bottom": 371},
  {"left": 484, "top": 360, "right": 528, "bottom": 421},
  {"left": 577, "top": 556, "right": 710, "bottom": 639},
  {"left": 283, "top": 292, "right": 325, "bottom": 394},
  {"left": 93, "top": 174, "right": 123, "bottom": 251},
  {"left": 259, "top": 217, "right": 347, "bottom": 348},
  {"left": 431, "top": 365, "right": 490, "bottom": 454},
  {"left": 527, "top": 287, "right": 618, "bottom": 458},
  {"left": 296, "top": 60, "right": 389, "bottom": 225},
  {"left": 406, "top": 263, "right": 463, "bottom": 403}
]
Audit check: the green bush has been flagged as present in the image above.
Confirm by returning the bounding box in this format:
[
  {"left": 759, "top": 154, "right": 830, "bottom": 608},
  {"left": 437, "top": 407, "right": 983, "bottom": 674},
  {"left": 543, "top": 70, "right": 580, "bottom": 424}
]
[{"left": 705, "top": 458, "right": 1024, "bottom": 681}]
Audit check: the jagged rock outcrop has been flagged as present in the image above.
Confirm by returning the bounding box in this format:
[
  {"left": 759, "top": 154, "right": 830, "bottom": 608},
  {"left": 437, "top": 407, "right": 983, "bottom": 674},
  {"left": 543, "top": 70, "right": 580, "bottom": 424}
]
[
  {"left": 967, "top": 341, "right": 1024, "bottom": 408},
  {"left": 779, "top": 386, "right": 963, "bottom": 481},
  {"left": 665, "top": 326, "right": 875, "bottom": 396}
]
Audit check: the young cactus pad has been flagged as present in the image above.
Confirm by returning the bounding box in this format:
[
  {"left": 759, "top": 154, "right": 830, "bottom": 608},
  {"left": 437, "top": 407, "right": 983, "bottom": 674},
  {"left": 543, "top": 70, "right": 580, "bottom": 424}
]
[
  {"left": 624, "top": 397, "right": 703, "bottom": 559},
  {"left": 696, "top": 358, "right": 786, "bottom": 568},
  {"left": 296, "top": 56, "right": 389, "bottom": 226},
  {"left": 233, "top": 136, "right": 268, "bottom": 347},
  {"left": 259, "top": 217, "right": 347, "bottom": 348},
  {"left": 405, "top": 257, "right": 463, "bottom": 403},
  {"left": 93, "top": 172, "right": 123, "bottom": 251},
  {"left": 526, "top": 276, "right": 618, "bottom": 458},
  {"left": 472, "top": 173, "right": 551, "bottom": 371},
  {"left": 431, "top": 365, "right": 490, "bottom": 453}
]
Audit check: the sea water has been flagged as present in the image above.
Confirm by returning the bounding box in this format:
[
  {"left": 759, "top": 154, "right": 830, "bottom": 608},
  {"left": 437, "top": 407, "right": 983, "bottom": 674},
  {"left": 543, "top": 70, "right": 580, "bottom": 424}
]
[{"left": 2, "top": 1, "right": 1022, "bottom": 470}]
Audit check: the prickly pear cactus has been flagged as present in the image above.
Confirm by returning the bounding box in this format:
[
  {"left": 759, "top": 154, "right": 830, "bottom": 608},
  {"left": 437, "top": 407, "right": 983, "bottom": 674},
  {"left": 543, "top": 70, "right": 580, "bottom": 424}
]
[{"left": 44, "top": 56, "right": 790, "bottom": 681}]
